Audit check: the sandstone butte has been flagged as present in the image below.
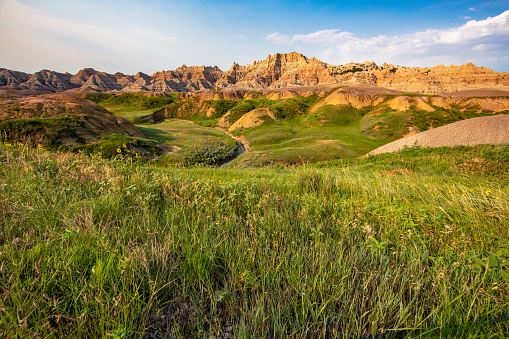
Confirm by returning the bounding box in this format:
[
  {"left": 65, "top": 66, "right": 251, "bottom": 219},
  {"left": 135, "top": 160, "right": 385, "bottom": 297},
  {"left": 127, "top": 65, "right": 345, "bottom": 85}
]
[{"left": 2, "top": 52, "right": 509, "bottom": 97}]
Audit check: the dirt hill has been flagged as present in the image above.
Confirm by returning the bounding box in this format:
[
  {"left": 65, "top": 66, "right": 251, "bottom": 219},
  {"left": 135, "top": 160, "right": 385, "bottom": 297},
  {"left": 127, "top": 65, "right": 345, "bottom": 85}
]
[
  {"left": 0, "top": 94, "right": 145, "bottom": 146},
  {"left": 369, "top": 115, "right": 509, "bottom": 155}
]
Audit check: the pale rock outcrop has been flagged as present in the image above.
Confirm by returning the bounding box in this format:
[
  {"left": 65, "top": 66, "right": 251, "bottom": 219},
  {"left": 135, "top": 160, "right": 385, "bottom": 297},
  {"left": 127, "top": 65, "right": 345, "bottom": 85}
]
[
  {"left": 217, "top": 111, "right": 233, "bottom": 128},
  {"left": 206, "top": 107, "right": 216, "bottom": 118},
  {"left": 228, "top": 108, "right": 278, "bottom": 131},
  {"left": 324, "top": 91, "right": 375, "bottom": 109},
  {"left": 413, "top": 97, "right": 435, "bottom": 112},
  {"left": 265, "top": 91, "right": 299, "bottom": 100},
  {"left": 2, "top": 53, "right": 509, "bottom": 95},
  {"left": 388, "top": 96, "right": 411, "bottom": 111},
  {"left": 430, "top": 97, "right": 452, "bottom": 109}
]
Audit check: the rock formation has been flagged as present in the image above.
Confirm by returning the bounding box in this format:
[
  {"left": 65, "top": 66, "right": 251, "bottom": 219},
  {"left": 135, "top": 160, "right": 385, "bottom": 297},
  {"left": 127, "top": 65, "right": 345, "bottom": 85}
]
[
  {"left": 2, "top": 53, "right": 509, "bottom": 96},
  {"left": 228, "top": 108, "right": 278, "bottom": 132}
]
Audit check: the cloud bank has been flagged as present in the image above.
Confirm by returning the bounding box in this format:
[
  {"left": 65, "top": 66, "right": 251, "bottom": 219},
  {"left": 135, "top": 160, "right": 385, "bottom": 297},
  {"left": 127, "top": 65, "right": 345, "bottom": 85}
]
[{"left": 266, "top": 11, "right": 509, "bottom": 71}]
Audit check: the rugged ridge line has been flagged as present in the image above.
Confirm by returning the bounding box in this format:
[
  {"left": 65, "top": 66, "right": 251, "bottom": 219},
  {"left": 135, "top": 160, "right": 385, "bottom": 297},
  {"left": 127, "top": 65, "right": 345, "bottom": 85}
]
[{"left": 2, "top": 52, "right": 509, "bottom": 96}]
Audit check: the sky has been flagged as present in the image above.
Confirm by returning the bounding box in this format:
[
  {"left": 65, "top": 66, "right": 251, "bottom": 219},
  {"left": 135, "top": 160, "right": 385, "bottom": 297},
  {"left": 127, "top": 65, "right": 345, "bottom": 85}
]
[{"left": 0, "top": 0, "right": 508, "bottom": 75}]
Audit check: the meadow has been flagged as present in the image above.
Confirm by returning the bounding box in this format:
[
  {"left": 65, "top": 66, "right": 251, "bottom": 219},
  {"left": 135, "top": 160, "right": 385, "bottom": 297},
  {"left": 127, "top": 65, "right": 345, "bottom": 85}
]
[{"left": 1, "top": 141, "right": 508, "bottom": 338}]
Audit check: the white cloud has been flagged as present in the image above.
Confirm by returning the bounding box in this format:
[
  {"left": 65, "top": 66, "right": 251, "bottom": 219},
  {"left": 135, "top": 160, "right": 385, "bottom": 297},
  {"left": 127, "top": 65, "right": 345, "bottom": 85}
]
[
  {"left": 0, "top": 0, "right": 180, "bottom": 74},
  {"left": 267, "top": 29, "right": 354, "bottom": 45},
  {"left": 265, "top": 11, "right": 509, "bottom": 70}
]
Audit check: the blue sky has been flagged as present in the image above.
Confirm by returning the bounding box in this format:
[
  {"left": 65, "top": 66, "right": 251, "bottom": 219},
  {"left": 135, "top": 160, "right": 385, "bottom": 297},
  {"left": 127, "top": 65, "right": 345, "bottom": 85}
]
[{"left": 0, "top": 0, "right": 508, "bottom": 74}]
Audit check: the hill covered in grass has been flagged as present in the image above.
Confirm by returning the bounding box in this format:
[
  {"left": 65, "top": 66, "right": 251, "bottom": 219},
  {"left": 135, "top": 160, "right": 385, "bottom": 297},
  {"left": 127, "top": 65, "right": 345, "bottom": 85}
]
[
  {"left": 122, "top": 85, "right": 509, "bottom": 166},
  {"left": 0, "top": 94, "right": 171, "bottom": 160},
  {"left": 0, "top": 142, "right": 508, "bottom": 337}
]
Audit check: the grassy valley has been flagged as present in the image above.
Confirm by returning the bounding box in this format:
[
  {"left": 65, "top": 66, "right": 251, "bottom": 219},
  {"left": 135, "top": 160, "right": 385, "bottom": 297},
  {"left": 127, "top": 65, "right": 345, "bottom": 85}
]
[
  {"left": 1, "top": 89, "right": 509, "bottom": 338},
  {"left": 97, "top": 90, "right": 508, "bottom": 167}
]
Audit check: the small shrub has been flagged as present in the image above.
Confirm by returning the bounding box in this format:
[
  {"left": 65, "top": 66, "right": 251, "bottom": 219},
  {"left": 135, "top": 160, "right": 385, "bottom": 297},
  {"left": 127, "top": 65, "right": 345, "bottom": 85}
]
[{"left": 183, "top": 141, "right": 237, "bottom": 166}]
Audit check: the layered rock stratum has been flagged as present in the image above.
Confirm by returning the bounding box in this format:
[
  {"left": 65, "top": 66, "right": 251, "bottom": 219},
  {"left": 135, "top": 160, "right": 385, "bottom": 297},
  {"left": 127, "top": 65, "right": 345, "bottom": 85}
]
[{"left": 2, "top": 52, "right": 509, "bottom": 96}]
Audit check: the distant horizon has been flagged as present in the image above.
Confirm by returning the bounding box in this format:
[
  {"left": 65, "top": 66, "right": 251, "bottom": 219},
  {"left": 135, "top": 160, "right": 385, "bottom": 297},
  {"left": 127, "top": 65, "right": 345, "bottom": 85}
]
[
  {"left": 1, "top": 52, "right": 506, "bottom": 77},
  {"left": 1, "top": 0, "right": 508, "bottom": 74}
]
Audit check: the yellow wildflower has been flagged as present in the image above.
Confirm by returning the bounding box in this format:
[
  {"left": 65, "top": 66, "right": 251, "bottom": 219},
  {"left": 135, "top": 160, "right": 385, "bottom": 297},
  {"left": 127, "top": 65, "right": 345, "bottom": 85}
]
[{"left": 117, "top": 148, "right": 121, "bottom": 153}]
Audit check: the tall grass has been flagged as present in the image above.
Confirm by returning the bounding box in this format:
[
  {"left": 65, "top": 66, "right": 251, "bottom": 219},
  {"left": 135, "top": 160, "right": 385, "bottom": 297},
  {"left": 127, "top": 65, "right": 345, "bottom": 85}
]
[{"left": 0, "top": 143, "right": 508, "bottom": 338}]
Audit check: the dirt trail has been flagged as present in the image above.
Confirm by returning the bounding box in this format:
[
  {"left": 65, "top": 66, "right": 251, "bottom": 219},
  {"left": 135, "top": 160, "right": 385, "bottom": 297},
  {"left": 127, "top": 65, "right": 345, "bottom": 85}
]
[
  {"left": 215, "top": 127, "right": 250, "bottom": 166},
  {"left": 178, "top": 119, "right": 249, "bottom": 165}
]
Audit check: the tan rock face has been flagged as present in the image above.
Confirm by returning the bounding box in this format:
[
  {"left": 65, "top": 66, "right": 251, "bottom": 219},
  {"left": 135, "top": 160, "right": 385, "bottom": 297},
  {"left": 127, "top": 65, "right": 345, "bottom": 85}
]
[
  {"left": 324, "top": 91, "right": 375, "bottom": 109},
  {"left": 216, "top": 111, "right": 233, "bottom": 128},
  {"left": 388, "top": 96, "right": 411, "bottom": 111},
  {"left": 430, "top": 97, "right": 452, "bottom": 109},
  {"left": 2, "top": 53, "right": 509, "bottom": 95},
  {"left": 228, "top": 108, "right": 278, "bottom": 132}
]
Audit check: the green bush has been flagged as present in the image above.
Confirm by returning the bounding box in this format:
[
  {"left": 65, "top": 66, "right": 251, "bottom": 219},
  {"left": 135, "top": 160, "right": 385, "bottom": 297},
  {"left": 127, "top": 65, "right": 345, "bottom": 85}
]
[
  {"left": 183, "top": 141, "right": 237, "bottom": 165},
  {"left": 210, "top": 99, "right": 237, "bottom": 117}
]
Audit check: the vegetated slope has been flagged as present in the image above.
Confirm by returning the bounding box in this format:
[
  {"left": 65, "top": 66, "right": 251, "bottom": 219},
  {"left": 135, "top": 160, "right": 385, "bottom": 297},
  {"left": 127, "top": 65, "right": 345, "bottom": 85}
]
[
  {"left": 0, "top": 94, "right": 164, "bottom": 158},
  {"left": 78, "top": 92, "right": 180, "bottom": 123},
  {"left": 2, "top": 52, "right": 509, "bottom": 96},
  {"left": 76, "top": 92, "right": 239, "bottom": 166},
  {"left": 1, "top": 142, "right": 508, "bottom": 338},
  {"left": 137, "top": 84, "right": 509, "bottom": 166}
]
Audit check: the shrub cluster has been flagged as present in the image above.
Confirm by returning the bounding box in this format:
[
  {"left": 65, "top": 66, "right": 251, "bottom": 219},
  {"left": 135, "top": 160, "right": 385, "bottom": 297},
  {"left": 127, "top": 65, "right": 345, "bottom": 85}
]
[{"left": 183, "top": 141, "right": 237, "bottom": 165}]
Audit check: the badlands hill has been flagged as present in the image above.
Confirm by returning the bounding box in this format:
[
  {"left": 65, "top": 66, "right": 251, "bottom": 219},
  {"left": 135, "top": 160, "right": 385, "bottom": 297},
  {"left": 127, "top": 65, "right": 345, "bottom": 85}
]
[
  {"left": 2, "top": 52, "right": 509, "bottom": 96},
  {"left": 0, "top": 94, "right": 145, "bottom": 147},
  {"left": 2, "top": 52, "right": 509, "bottom": 164}
]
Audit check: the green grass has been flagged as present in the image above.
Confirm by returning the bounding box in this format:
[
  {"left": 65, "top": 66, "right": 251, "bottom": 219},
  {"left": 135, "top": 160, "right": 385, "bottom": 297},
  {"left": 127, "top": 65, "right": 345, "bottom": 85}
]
[
  {"left": 231, "top": 116, "right": 389, "bottom": 166},
  {"left": 0, "top": 116, "right": 83, "bottom": 147},
  {"left": 135, "top": 119, "right": 236, "bottom": 165},
  {"left": 361, "top": 107, "right": 505, "bottom": 140},
  {"left": 86, "top": 91, "right": 508, "bottom": 168},
  {"left": 81, "top": 92, "right": 179, "bottom": 122},
  {"left": 72, "top": 133, "right": 161, "bottom": 159},
  {"left": 1, "top": 142, "right": 508, "bottom": 338}
]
